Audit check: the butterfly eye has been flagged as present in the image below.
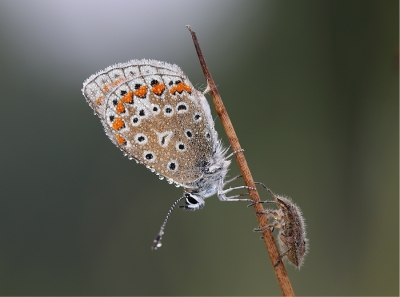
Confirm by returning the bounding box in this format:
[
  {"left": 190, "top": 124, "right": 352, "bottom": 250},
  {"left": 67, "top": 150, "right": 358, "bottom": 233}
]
[{"left": 182, "top": 193, "right": 205, "bottom": 211}]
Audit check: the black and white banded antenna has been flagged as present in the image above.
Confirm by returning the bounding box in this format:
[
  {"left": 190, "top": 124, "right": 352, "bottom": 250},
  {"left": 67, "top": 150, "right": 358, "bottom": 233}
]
[{"left": 151, "top": 195, "right": 186, "bottom": 250}]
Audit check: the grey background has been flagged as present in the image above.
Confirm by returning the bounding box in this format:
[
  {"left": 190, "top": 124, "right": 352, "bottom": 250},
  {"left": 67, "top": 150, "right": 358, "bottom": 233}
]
[{"left": 0, "top": 0, "right": 398, "bottom": 295}]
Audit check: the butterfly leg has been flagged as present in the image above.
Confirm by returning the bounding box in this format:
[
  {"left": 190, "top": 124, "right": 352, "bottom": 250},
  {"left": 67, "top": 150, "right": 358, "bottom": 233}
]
[
  {"left": 225, "top": 149, "right": 244, "bottom": 159},
  {"left": 223, "top": 174, "right": 243, "bottom": 186},
  {"left": 247, "top": 181, "right": 278, "bottom": 207},
  {"left": 219, "top": 174, "right": 278, "bottom": 205},
  {"left": 219, "top": 177, "right": 274, "bottom": 202},
  {"left": 217, "top": 185, "right": 256, "bottom": 202}
]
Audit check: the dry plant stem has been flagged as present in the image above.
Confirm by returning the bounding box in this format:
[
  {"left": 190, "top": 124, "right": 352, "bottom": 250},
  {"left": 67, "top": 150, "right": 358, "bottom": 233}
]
[{"left": 186, "top": 25, "right": 295, "bottom": 297}]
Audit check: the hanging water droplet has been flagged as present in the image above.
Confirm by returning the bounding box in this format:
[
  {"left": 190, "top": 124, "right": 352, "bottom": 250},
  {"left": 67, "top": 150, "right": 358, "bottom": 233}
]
[{"left": 158, "top": 176, "right": 164, "bottom": 180}]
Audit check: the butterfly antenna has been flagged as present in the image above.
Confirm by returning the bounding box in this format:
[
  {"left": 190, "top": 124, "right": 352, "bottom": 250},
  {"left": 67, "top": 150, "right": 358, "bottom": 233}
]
[{"left": 151, "top": 195, "right": 186, "bottom": 250}]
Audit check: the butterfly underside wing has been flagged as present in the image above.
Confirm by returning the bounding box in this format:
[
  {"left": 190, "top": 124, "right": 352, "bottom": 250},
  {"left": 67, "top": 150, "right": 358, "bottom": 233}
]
[{"left": 82, "top": 59, "right": 218, "bottom": 188}]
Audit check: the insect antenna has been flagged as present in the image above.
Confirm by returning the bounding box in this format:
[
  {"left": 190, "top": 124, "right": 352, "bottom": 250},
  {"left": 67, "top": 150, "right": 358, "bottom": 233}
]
[{"left": 151, "top": 195, "right": 186, "bottom": 250}]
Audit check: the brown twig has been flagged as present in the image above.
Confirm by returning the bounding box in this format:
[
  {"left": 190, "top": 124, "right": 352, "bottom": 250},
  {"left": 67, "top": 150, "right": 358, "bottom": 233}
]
[{"left": 186, "top": 25, "right": 295, "bottom": 296}]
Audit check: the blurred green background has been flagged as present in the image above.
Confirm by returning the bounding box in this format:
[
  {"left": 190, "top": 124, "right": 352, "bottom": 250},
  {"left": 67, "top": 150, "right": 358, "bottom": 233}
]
[{"left": 0, "top": 0, "right": 398, "bottom": 295}]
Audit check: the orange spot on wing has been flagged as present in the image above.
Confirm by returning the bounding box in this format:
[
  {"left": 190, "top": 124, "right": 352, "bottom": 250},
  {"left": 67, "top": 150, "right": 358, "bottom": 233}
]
[
  {"left": 176, "top": 83, "right": 184, "bottom": 93},
  {"left": 103, "top": 78, "right": 124, "bottom": 92},
  {"left": 113, "top": 77, "right": 124, "bottom": 86},
  {"left": 117, "top": 135, "right": 127, "bottom": 146},
  {"left": 134, "top": 85, "right": 148, "bottom": 98},
  {"left": 170, "top": 82, "right": 191, "bottom": 95},
  {"left": 183, "top": 83, "right": 191, "bottom": 94},
  {"left": 169, "top": 85, "right": 179, "bottom": 94},
  {"left": 116, "top": 101, "right": 125, "bottom": 114},
  {"left": 112, "top": 118, "right": 125, "bottom": 130},
  {"left": 122, "top": 90, "right": 133, "bottom": 103},
  {"left": 95, "top": 96, "right": 104, "bottom": 105},
  {"left": 151, "top": 83, "right": 165, "bottom": 96}
]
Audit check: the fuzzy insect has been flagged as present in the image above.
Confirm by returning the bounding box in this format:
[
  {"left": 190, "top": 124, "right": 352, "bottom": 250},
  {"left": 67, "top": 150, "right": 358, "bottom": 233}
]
[{"left": 254, "top": 186, "right": 309, "bottom": 268}]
